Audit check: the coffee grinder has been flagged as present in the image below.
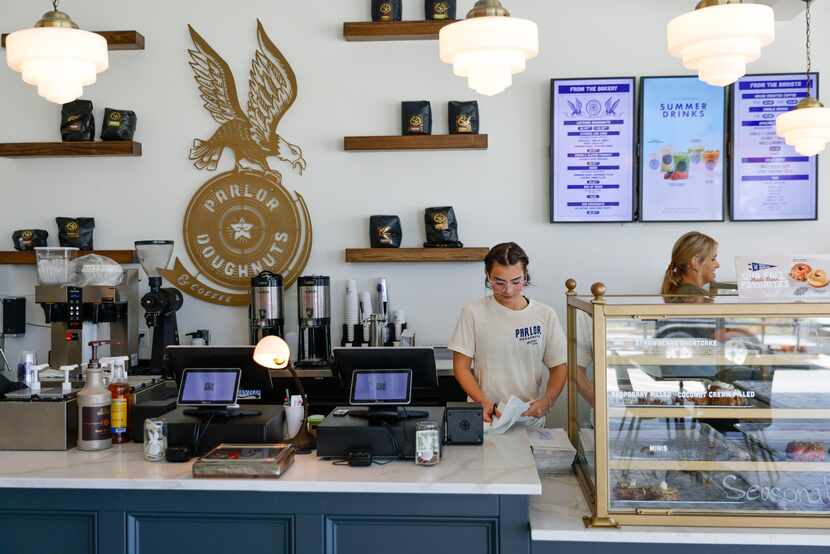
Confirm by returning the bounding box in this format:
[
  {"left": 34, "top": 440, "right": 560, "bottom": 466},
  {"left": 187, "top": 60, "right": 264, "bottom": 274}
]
[
  {"left": 250, "top": 271, "right": 285, "bottom": 344},
  {"left": 296, "top": 275, "right": 331, "bottom": 367},
  {"left": 135, "top": 241, "right": 183, "bottom": 370}
]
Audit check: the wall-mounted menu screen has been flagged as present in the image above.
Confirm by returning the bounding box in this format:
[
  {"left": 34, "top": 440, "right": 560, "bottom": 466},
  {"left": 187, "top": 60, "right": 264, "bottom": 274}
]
[
  {"left": 731, "top": 73, "right": 819, "bottom": 221},
  {"left": 639, "top": 76, "right": 727, "bottom": 222},
  {"left": 550, "top": 77, "right": 636, "bottom": 223}
]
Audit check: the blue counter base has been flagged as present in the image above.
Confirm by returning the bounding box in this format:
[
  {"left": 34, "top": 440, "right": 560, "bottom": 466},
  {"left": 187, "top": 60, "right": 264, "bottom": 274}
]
[
  {"left": 4, "top": 488, "right": 829, "bottom": 554},
  {"left": 0, "top": 488, "right": 530, "bottom": 554}
]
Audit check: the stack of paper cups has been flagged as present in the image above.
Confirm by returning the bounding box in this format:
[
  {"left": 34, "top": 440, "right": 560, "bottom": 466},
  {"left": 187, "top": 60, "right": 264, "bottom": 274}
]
[
  {"left": 344, "top": 280, "right": 359, "bottom": 325},
  {"left": 359, "top": 291, "right": 373, "bottom": 322},
  {"left": 376, "top": 277, "right": 389, "bottom": 316}
]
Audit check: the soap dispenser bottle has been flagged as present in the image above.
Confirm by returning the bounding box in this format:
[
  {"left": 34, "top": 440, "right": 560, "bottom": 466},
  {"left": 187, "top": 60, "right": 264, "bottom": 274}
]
[{"left": 78, "top": 340, "right": 113, "bottom": 451}]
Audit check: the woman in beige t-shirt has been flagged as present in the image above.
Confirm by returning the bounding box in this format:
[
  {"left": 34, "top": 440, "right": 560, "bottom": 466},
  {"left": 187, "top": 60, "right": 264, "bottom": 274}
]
[{"left": 448, "top": 243, "right": 567, "bottom": 423}]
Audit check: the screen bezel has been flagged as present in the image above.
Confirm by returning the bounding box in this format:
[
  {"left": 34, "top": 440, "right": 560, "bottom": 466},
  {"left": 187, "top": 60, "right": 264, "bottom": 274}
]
[
  {"left": 177, "top": 368, "right": 242, "bottom": 407},
  {"left": 638, "top": 75, "right": 728, "bottom": 223},
  {"left": 729, "top": 72, "right": 820, "bottom": 222},
  {"left": 549, "top": 76, "right": 638, "bottom": 223},
  {"left": 332, "top": 347, "right": 439, "bottom": 393},
  {"left": 349, "top": 368, "right": 413, "bottom": 407}
]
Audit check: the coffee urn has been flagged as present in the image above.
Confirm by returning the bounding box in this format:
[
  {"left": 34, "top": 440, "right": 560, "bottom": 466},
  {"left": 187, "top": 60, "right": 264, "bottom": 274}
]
[
  {"left": 250, "top": 272, "right": 285, "bottom": 344},
  {"left": 296, "top": 275, "right": 331, "bottom": 367}
]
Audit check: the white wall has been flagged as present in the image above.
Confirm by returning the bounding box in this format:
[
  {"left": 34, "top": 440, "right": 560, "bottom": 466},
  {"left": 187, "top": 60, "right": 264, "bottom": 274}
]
[{"left": 0, "top": 0, "right": 827, "bottom": 424}]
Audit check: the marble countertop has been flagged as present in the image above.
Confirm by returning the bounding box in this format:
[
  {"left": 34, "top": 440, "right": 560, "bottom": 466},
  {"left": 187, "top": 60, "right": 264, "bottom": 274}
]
[
  {"left": 531, "top": 473, "right": 830, "bottom": 546},
  {"left": 0, "top": 429, "right": 541, "bottom": 496}
]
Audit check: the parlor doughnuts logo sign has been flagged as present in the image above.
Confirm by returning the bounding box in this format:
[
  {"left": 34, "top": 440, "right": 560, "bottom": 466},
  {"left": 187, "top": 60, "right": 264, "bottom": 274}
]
[
  {"left": 160, "top": 20, "right": 312, "bottom": 306},
  {"left": 173, "top": 171, "right": 311, "bottom": 305}
]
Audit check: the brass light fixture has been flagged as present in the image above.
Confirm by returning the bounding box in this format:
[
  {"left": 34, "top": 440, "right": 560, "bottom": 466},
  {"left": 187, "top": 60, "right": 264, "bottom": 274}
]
[
  {"left": 439, "top": 0, "right": 539, "bottom": 96},
  {"left": 667, "top": 0, "right": 775, "bottom": 87},
  {"left": 253, "top": 335, "right": 316, "bottom": 453},
  {"left": 776, "top": 0, "right": 830, "bottom": 157},
  {"left": 5, "top": 0, "right": 108, "bottom": 104}
]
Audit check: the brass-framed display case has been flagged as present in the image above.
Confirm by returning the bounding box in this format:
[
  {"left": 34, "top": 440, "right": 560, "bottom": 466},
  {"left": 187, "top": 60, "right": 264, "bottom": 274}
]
[{"left": 566, "top": 279, "right": 830, "bottom": 529}]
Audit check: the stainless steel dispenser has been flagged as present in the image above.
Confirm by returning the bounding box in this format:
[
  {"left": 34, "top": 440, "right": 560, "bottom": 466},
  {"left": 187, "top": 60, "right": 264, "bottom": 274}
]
[
  {"left": 35, "top": 269, "right": 140, "bottom": 368},
  {"left": 296, "top": 275, "right": 331, "bottom": 367},
  {"left": 250, "top": 271, "right": 285, "bottom": 344}
]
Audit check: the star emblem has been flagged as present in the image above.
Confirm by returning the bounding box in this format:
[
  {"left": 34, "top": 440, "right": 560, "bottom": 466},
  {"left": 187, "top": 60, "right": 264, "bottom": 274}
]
[{"left": 230, "top": 217, "right": 254, "bottom": 241}]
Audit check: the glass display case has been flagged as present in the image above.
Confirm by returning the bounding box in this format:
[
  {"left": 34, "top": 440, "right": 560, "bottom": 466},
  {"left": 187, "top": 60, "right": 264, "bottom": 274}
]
[{"left": 566, "top": 279, "right": 830, "bottom": 529}]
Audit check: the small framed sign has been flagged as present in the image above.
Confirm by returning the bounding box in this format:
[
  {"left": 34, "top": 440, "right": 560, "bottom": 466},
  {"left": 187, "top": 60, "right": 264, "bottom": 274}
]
[
  {"left": 730, "top": 73, "right": 819, "bottom": 222},
  {"left": 639, "top": 76, "right": 727, "bottom": 222},
  {"left": 549, "top": 77, "right": 637, "bottom": 223}
]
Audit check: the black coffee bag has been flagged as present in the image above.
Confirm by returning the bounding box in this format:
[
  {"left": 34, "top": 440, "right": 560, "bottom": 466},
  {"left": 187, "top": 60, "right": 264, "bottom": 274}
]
[
  {"left": 56, "top": 217, "right": 95, "bottom": 251},
  {"left": 426, "top": 0, "right": 456, "bottom": 20},
  {"left": 372, "top": 0, "right": 402, "bottom": 21},
  {"left": 369, "top": 216, "right": 402, "bottom": 248},
  {"left": 402, "top": 101, "right": 432, "bottom": 135},
  {"left": 424, "top": 207, "right": 462, "bottom": 247},
  {"left": 101, "top": 108, "right": 137, "bottom": 141},
  {"left": 449, "top": 101, "right": 480, "bottom": 134},
  {"left": 61, "top": 100, "right": 95, "bottom": 142},
  {"left": 12, "top": 229, "right": 48, "bottom": 251}
]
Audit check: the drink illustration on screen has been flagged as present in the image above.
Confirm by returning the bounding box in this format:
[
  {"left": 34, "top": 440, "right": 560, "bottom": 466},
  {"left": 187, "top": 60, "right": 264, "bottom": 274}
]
[{"left": 640, "top": 76, "right": 726, "bottom": 222}]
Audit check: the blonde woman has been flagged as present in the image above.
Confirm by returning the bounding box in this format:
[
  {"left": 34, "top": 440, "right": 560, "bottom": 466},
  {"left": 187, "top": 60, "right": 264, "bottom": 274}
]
[
  {"left": 661, "top": 231, "right": 720, "bottom": 302},
  {"left": 657, "top": 231, "right": 726, "bottom": 378}
]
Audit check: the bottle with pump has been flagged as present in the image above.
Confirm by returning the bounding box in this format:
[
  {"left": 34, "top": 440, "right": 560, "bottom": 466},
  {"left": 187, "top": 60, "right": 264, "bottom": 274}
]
[
  {"left": 60, "top": 365, "right": 78, "bottom": 396},
  {"left": 78, "top": 340, "right": 113, "bottom": 451},
  {"left": 28, "top": 364, "right": 49, "bottom": 396},
  {"left": 109, "top": 357, "right": 130, "bottom": 444}
]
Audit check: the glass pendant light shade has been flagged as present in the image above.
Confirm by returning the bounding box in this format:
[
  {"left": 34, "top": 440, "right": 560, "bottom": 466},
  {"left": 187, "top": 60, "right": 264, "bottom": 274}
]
[
  {"left": 439, "top": 1, "right": 538, "bottom": 96},
  {"left": 776, "top": 100, "right": 830, "bottom": 156},
  {"left": 774, "top": 0, "right": 829, "bottom": 157},
  {"left": 5, "top": 7, "right": 108, "bottom": 105},
  {"left": 667, "top": 2, "right": 775, "bottom": 87}
]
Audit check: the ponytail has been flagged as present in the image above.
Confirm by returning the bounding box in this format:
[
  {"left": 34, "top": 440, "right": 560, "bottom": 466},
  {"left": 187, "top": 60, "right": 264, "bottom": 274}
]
[{"left": 661, "top": 262, "right": 685, "bottom": 295}]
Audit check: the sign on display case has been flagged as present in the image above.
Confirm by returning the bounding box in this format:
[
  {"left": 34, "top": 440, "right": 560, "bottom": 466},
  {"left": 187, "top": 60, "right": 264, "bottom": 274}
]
[
  {"left": 736, "top": 255, "right": 830, "bottom": 299},
  {"left": 639, "top": 76, "right": 727, "bottom": 222},
  {"left": 549, "top": 77, "right": 636, "bottom": 223},
  {"left": 730, "top": 73, "right": 819, "bottom": 221}
]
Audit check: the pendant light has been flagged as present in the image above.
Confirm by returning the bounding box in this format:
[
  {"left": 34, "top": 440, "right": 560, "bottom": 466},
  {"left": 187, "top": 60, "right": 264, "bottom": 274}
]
[
  {"left": 439, "top": 0, "right": 539, "bottom": 96},
  {"left": 776, "top": 0, "right": 830, "bottom": 157},
  {"left": 5, "top": 0, "right": 108, "bottom": 105},
  {"left": 667, "top": 0, "right": 775, "bottom": 87}
]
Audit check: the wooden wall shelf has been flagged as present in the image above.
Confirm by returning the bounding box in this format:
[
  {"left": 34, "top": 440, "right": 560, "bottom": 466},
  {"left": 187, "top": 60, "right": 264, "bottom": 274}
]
[
  {"left": 0, "top": 141, "right": 142, "bottom": 158},
  {"left": 0, "top": 250, "right": 138, "bottom": 265},
  {"left": 344, "top": 134, "right": 488, "bottom": 152},
  {"left": 1, "top": 30, "right": 145, "bottom": 51},
  {"left": 345, "top": 248, "right": 489, "bottom": 263},
  {"left": 343, "top": 20, "right": 456, "bottom": 41}
]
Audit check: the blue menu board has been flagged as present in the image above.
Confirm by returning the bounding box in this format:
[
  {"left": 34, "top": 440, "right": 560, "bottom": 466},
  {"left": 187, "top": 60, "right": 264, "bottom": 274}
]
[
  {"left": 731, "top": 73, "right": 819, "bottom": 221},
  {"left": 549, "top": 77, "right": 636, "bottom": 223},
  {"left": 639, "top": 76, "right": 727, "bottom": 222}
]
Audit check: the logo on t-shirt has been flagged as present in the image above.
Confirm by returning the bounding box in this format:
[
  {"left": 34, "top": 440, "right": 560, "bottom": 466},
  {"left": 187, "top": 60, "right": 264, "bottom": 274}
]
[{"left": 515, "top": 324, "right": 543, "bottom": 346}]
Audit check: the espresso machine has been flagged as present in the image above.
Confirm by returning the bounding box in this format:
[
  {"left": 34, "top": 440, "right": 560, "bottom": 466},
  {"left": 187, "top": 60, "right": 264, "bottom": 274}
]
[
  {"left": 135, "top": 241, "right": 183, "bottom": 370},
  {"left": 296, "top": 275, "right": 331, "bottom": 367},
  {"left": 35, "top": 269, "right": 140, "bottom": 368},
  {"left": 250, "top": 271, "right": 285, "bottom": 344}
]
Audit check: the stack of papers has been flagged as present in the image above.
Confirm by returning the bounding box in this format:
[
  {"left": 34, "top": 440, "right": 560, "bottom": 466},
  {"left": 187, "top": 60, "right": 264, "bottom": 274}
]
[{"left": 526, "top": 428, "right": 576, "bottom": 475}]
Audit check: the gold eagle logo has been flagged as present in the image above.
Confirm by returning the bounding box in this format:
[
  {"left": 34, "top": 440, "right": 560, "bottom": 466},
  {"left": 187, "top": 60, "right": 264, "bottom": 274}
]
[{"left": 187, "top": 20, "right": 307, "bottom": 185}]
